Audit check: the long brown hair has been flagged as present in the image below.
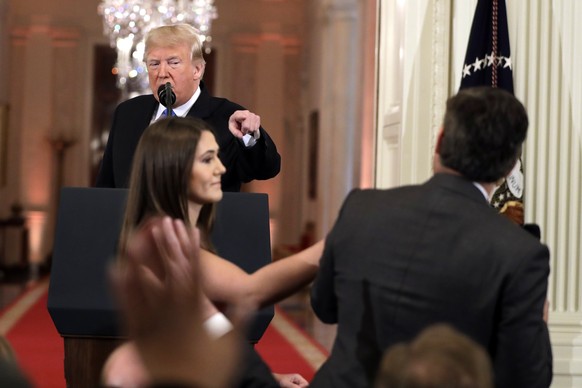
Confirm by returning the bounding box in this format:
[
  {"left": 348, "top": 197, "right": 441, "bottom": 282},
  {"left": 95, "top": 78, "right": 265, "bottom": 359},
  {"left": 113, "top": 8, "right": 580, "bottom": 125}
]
[{"left": 119, "top": 117, "right": 216, "bottom": 253}]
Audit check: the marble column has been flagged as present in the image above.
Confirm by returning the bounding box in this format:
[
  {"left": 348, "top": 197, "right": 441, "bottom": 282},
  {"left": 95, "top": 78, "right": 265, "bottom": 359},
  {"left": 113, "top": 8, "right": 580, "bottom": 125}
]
[
  {"left": 228, "top": 27, "right": 302, "bottom": 247},
  {"left": 317, "top": 0, "right": 360, "bottom": 232},
  {"left": 10, "top": 15, "right": 79, "bottom": 267}
]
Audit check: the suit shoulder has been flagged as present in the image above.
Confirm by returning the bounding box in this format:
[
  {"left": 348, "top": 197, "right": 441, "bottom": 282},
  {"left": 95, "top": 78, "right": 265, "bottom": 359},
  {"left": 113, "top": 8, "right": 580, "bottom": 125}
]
[
  {"left": 116, "top": 94, "right": 156, "bottom": 111},
  {"left": 208, "top": 95, "right": 245, "bottom": 113},
  {"left": 339, "top": 186, "right": 419, "bottom": 214},
  {"left": 345, "top": 185, "right": 420, "bottom": 203},
  {"left": 478, "top": 211, "right": 549, "bottom": 264},
  {"left": 349, "top": 184, "right": 418, "bottom": 196}
]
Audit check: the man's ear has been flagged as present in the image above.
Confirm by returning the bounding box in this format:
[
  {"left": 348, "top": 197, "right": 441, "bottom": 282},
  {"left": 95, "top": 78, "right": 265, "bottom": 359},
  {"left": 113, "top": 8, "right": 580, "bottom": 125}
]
[
  {"left": 193, "top": 61, "right": 206, "bottom": 81},
  {"left": 432, "top": 128, "right": 445, "bottom": 173},
  {"left": 435, "top": 127, "right": 445, "bottom": 154}
]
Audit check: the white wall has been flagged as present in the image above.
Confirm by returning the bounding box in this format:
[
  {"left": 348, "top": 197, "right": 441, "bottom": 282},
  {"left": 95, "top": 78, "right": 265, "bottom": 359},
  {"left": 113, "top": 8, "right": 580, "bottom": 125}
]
[{"left": 376, "top": 0, "right": 450, "bottom": 189}]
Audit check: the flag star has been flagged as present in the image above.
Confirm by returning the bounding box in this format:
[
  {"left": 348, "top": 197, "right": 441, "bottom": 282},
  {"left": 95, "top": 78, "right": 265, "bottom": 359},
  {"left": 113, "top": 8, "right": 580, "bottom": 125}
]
[
  {"left": 472, "top": 57, "right": 484, "bottom": 71},
  {"left": 498, "top": 193, "right": 505, "bottom": 200},
  {"left": 462, "top": 64, "right": 472, "bottom": 78},
  {"left": 492, "top": 201, "right": 500, "bottom": 208},
  {"left": 503, "top": 56, "right": 512, "bottom": 69},
  {"left": 486, "top": 52, "right": 495, "bottom": 66},
  {"left": 497, "top": 56, "right": 505, "bottom": 67}
]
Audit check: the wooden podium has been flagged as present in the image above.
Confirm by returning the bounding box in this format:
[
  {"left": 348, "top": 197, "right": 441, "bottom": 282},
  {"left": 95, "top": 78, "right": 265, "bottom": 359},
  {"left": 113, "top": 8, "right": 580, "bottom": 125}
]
[
  {"left": 63, "top": 337, "right": 123, "bottom": 386},
  {"left": 48, "top": 188, "right": 274, "bottom": 387}
]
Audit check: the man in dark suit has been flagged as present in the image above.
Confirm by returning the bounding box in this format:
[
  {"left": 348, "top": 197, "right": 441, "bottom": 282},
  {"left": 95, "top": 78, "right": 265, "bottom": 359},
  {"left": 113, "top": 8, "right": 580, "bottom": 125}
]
[
  {"left": 95, "top": 24, "right": 281, "bottom": 192},
  {"left": 310, "top": 87, "right": 552, "bottom": 387}
]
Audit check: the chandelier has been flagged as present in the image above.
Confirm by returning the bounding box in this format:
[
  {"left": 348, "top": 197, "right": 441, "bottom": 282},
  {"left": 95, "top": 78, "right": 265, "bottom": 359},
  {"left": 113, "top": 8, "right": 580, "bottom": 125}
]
[{"left": 98, "top": 0, "right": 218, "bottom": 96}]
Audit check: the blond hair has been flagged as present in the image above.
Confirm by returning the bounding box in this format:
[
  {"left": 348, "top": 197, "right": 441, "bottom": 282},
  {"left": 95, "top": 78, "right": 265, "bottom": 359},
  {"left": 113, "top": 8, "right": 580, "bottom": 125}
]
[{"left": 145, "top": 24, "right": 206, "bottom": 64}]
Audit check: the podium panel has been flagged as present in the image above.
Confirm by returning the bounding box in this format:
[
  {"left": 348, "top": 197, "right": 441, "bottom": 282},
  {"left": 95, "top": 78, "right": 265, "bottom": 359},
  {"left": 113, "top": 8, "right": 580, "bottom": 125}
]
[{"left": 47, "top": 187, "right": 274, "bottom": 341}]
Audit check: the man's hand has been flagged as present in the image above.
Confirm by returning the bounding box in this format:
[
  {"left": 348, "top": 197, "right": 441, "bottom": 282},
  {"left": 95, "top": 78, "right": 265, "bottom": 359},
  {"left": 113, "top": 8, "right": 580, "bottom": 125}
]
[
  {"left": 228, "top": 110, "right": 261, "bottom": 140},
  {"left": 273, "top": 372, "right": 309, "bottom": 387}
]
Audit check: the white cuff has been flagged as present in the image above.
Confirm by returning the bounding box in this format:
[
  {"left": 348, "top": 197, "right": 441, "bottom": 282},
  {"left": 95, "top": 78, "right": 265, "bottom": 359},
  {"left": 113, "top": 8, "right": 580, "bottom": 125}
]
[
  {"left": 203, "top": 312, "right": 233, "bottom": 338},
  {"left": 242, "top": 132, "right": 259, "bottom": 147}
]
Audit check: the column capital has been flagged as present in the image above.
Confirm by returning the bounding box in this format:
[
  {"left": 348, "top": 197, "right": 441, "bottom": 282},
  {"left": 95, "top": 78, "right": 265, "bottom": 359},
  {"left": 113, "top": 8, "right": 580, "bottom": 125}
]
[
  {"left": 323, "top": 0, "right": 359, "bottom": 21},
  {"left": 11, "top": 16, "right": 80, "bottom": 47},
  {"left": 232, "top": 33, "right": 301, "bottom": 55}
]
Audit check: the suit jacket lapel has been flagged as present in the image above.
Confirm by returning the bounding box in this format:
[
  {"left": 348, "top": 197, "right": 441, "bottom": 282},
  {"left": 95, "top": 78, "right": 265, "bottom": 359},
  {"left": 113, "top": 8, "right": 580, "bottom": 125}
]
[
  {"left": 187, "top": 84, "right": 213, "bottom": 119},
  {"left": 119, "top": 95, "right": 157, "bottom": 186},
  {"left": 140, "top": 96, "right": 159, "bottom": 131}
]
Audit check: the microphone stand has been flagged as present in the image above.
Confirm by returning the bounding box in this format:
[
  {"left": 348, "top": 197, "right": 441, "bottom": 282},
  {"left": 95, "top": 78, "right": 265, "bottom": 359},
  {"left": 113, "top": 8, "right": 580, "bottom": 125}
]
[{"left": 164, "top": 82, "right": 174, "bottom": 116}]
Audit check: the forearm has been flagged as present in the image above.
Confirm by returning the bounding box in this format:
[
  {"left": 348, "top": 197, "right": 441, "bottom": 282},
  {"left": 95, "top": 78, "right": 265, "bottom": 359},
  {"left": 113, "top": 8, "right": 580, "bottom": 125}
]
[
  {"left": 201, "top": 241, "right": 323, "bottom": 310},
  {"left": 310, "top": 279, "right": 338, "bottom": 324},
  {"left": 310, "top": 259, "right": 338, "bottom": 323},
  {"left": 240, "top": 130, "right": 281, "bottom": 179},
  {"left": 246, "top": 240, "right": 323, "bottom": 308},
  {"left": 494, "top": 245, "right": 552, "bottom": 386},
  {"left": 255, "top": 130, "right": 281, "bottom": 178},
  {"left": 249, "top": 259, "right": 317, "bottom": 308},
  {"left": 95, "top": 147, "right": 114, "bottom": 187}
]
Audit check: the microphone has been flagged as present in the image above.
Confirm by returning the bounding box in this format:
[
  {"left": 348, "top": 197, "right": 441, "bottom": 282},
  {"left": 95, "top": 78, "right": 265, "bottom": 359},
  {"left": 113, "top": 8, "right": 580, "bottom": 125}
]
[{"left": 157, "top": 82, "right": 176, "bottom": 115}]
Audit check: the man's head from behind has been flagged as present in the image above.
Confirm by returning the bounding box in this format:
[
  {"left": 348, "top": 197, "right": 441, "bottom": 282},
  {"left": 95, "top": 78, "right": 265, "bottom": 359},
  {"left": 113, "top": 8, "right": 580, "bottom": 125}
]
[
  {"left": 375, "top": 324, "right": 493, "bottom": 388},
  {"left": 436, "top": 87, "right": 528, "bottom": 183}
]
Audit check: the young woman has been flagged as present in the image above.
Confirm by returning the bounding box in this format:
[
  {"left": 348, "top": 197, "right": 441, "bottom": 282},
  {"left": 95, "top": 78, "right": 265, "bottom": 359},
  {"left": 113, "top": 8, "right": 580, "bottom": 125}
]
[
  {"left": 120, "top": 116, "right": 323, "bottom": 312},
  {"left": 106, "top": 116, "right": 322, "bottom": 388}
]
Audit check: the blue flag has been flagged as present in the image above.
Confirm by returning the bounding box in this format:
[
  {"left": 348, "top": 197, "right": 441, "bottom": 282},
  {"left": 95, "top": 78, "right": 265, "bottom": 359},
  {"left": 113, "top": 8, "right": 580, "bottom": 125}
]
[
  {"left": 459, "top": 0, "right": 514, "bottom": 93},
  {"left": 459, "top": 0, "right": 524, "bottom": 225}
]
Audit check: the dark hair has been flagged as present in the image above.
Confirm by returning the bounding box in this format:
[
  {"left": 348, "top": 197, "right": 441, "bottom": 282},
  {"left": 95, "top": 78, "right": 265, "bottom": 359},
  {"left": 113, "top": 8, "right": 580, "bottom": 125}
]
[
  {"left": 376, "top": 324, "right": 493, "bottom": 388},
  {"left": 120, "top": 117, "right": 216, "bottom": 253},
  {"left": 439, "top": 87, "right": 528, "bottom": 182}
]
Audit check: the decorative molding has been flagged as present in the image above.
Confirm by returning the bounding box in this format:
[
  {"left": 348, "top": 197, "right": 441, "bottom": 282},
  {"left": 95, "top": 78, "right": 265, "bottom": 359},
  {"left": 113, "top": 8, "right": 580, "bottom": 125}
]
[
  {"left": 323, "top": 0, "right": 358, "bottom": 22},
  {"left": 430, "top": 0, "right": 450, "bottom": 147},
  {"left": 11, "top": 25, "right": 80, "bottom": 47},
  {"left": 231, "top": 33, "right": 301, "bottom": 54}
]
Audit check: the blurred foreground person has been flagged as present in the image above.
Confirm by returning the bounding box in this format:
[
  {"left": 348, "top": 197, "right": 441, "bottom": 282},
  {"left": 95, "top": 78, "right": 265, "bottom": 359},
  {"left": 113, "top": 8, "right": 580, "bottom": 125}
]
[
  {"left": 0, "top": 336, "right": 31, "bottom": 388},
  {"left": 375, "top": 324, "right": 493, "bottom": 388},
  {"left": 109, "top": 217, "right": 245, "bottom": 387}
]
